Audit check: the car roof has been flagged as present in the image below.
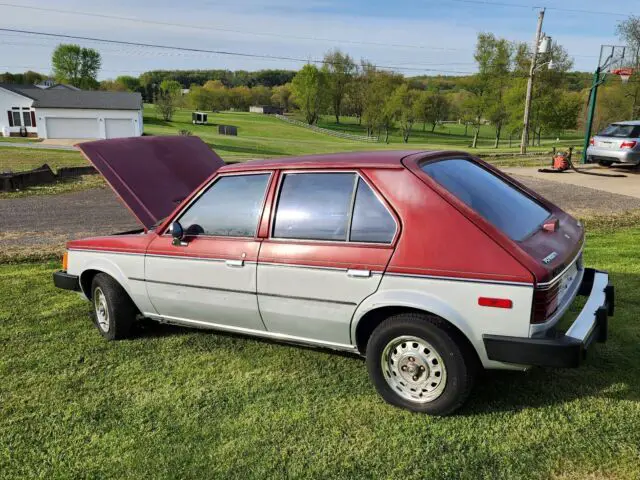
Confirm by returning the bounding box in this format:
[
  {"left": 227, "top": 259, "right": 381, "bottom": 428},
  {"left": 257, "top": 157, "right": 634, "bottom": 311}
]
[
  {"left": 220, "top": 150, "right": 436, "bottom": 172},
  {"left": 608, "top": 120, "right": 640, "bottom": 126}
]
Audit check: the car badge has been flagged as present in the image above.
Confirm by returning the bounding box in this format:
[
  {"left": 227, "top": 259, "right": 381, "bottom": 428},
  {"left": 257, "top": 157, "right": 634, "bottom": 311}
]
[
  {"left": 542, "top": 252, "right": 558, "bottom": 264},
  {"left": 564, "top": 234, "right": 571, "bottom": 239}
]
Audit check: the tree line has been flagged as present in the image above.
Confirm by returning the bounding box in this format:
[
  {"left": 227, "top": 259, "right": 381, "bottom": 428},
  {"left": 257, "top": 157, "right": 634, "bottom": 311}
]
[{"left": 2, "top": 16, "right": 639, "bottom": 144}]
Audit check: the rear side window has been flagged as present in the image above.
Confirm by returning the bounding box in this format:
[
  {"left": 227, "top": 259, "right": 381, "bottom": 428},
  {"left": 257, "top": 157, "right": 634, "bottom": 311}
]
[
  {"left": 178, "top": 174, "right": 270, "bottom": 237},
  {"left": 274, "top": 173, "right": 355, "bottom": 241},
  {"left": 350, "top": 178, "right": 396, "bottom": 243},
  {"left": 421, "top": 159, "right": 549, "bottom": 241},
  {"left": 273, "top": 172, "right": 396, "bottom": 243},
  {"left": 598, "top": 124, "right": 640, "bottom": 138}
]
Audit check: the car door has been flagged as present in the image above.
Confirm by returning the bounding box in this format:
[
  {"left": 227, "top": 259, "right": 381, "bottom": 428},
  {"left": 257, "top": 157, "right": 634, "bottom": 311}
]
[
  {"left": 256, "top": 170, "right": 399, "bottom": 347},
  {"left": 145, "top": 172, "right": 272, "bottom": 331}
]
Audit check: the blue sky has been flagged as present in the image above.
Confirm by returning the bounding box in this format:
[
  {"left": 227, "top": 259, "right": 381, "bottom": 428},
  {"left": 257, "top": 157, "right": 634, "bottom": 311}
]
[{"left": 0, "top": 0, "right": 631, "bottom": 79}]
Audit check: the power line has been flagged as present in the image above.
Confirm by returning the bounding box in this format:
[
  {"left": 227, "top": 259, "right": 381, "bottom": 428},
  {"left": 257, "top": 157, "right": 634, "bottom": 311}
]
[
  {"left": 0, "top": 2, "right": 464, "bottom": 52},
  {"left": 0, "top": 28, "right": 478, "bottom": 75},
  {"left": 442, "top": 0, "right": 630, "bottom": 16}
]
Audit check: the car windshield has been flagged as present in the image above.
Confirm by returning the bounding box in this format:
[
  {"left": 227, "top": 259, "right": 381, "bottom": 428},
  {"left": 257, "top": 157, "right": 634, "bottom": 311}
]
[
  {"left": 598, "top": 124, "right": 640, "bottom": 138},
  {"left": 421, "top": 159, "right": 550, "bottom": 241}
]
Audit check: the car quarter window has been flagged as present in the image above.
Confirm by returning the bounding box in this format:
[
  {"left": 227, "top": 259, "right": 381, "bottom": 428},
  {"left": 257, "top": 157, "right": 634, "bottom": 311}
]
[
  {"left": 273, "top": 172, "right": 356, "bottom": 241},
  {"left": 177, "top": 173, "right": 270, "bottom": 237},
  {"left": 350, "top": 178, "right": 396, "bottom": 243}
]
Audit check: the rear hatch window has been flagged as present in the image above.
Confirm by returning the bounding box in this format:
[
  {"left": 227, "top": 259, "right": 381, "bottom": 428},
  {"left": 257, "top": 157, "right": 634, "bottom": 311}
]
[
  {"left": 598, "top": 124, "right": 640, "bottom": 138},
  {"left": 421, "top": 159, "right": 550, "bottom": 241}
]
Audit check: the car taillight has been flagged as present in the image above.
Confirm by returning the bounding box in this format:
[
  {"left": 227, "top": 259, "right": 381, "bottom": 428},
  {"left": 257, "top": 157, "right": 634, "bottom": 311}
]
[
  {"left": 531, "top": 283, "right": 559, "bottom": 324},
  {"left": 620, "top": 141, "right": 637, "bottom": 149},
  {"left": 62, "top": 252, "right": 68, "bottom": 271},
  {"left": 589, "top": 137, "right": 595, "bottom": 146}
]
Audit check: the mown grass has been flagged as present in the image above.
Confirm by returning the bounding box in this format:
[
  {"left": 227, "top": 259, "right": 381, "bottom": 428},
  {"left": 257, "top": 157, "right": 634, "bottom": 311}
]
[
  {"left": 0, "top": 107, "right": 565, "bottom": 196},
  {"left": 0, "top": 147, "right": 87, "bottom": 173},
  {"left": 1, "top": 226, "right": 639, "bottom": 479}
]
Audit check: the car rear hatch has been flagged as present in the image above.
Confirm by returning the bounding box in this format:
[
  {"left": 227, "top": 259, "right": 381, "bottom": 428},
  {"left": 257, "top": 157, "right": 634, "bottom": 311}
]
[
  {"left": 78, "top": 136, "right": 225, "bottom": 230},
  {"left": 403, "top": 152, "right": 585, "bottom": 325},
  {"left": 593, "top": 123, "right": 640, "bottom": 151}
]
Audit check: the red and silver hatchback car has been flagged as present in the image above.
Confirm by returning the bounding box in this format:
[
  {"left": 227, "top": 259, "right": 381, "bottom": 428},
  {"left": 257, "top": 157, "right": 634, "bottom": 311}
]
[{"left": 53, "top": 137, "right": 614, "bottom": 415}]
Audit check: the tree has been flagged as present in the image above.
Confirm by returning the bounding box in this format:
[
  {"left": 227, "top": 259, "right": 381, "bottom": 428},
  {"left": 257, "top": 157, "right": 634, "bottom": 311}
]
[
  {"left": 51, "top": 44, "right": 101, "bottom": 89},
  {"left": 115, "top": 75, "right": 141, "bottom": 92},
  {"left": 271, "top": 83, "right": 293, "bottom": 112},
  {"left": 322, "top": 49, "right": 356, "bottom": 123},
  {"left": 616, "top": 16, "right": 640, "bottom": 118},
  {"left": 155, "top": 80, "right": 181, "bottom": 121},
  {"left": 99, "top": 79, "right": 127, "bottom": 91},
  {"left": 416, "top": 91, "right": 450, "bottom": 132},
  {"left": 251, "top": 85, "right": 272, "bottom": 106},
  {"left": 362, "top": 69, "right": 403, "bottom": 141},
  {"left": 387, "top": 84, "right": 420, "bottom": 143},
  {"left": 291, "top": 64, "right": 328, "bottom": 125}
]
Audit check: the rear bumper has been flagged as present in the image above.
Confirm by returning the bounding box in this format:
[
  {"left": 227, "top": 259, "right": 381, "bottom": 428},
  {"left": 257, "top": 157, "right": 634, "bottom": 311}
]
[
  {"left": 483, "top": 268, "right": 613, "bottom": 368},
  {"left": 586, "top": 146, "right": 640, "bottom": 164},
  {"left": 53, "top": 270, "right": 81, "bottom": 291}
]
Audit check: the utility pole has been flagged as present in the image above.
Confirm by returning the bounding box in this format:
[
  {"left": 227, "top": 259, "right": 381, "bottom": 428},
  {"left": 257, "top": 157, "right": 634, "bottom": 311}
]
[{"left": 520, "top": 8, "right": 545, "bottom": 154}]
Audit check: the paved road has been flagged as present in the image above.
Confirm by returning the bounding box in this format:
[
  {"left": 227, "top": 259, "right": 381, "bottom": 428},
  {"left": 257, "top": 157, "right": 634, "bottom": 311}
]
[{"left": 2, "top": 175, "right": 640, "bottom": 255}]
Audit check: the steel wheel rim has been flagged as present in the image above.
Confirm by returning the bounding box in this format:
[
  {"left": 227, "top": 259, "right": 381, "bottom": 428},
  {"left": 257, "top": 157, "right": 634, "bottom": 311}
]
[
  {"left": 381, "top": 335, "right": 447, "bottom": 403},
  {"left": 94, "top": 287, "right": 110, "bottom": 333}
]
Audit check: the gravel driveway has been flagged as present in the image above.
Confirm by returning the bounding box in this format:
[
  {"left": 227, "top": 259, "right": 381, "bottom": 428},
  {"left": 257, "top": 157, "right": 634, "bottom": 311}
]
[{"left": 2, "top": 176, "right": 640, "bottom": 258}]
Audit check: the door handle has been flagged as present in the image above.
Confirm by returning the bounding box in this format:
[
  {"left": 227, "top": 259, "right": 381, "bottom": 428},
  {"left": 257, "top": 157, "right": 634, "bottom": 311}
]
[
  {"left": 225, "top": 259, "right": 245, "bottom": 267},
  {"left": 347, "top": 269, "right": 371, "bottom": 278}
]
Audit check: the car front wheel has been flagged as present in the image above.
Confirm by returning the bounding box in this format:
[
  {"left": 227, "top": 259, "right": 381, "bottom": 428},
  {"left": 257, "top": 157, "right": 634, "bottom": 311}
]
[
  {"left": 366, "top": 313, "right": 477, "bottom": 415},
  {"left": 91, "top": 273, "right": 136, "bottom": 340}
]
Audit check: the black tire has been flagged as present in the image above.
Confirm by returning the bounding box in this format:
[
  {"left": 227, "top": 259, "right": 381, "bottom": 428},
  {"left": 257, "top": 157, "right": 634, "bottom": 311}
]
[
  {"left": 598, "top": 160, "right": 613, "bottom": 167},
  {"left": 90, "top": 273, "right": 137, "bottom": 340},
  {"left": 366, "top": 313, "right": 477, "bottom": 416}
]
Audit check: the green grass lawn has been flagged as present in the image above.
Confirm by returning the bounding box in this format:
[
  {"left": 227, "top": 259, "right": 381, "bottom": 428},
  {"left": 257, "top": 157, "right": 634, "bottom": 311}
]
[
  {"left": 0, "top": 147, "right": 87, "bottom": 173},
  {"left": 0, "top": 107, "right": 560, "bottom": 196},
  {"left": 1, "top": 226, "right": 639, "bottom": 479}
]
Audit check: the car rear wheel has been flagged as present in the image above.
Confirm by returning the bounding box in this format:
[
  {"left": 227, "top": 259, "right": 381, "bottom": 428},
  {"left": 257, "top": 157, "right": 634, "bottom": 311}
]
[
  {"left": 366, "top": 312, "right": 477, "bottom": 415},
  {"left": 598, "top": 160, "right": 614, "bottom": 167},
  {"left": 91, "top": 273, "right": 136, "bottom": 340}
]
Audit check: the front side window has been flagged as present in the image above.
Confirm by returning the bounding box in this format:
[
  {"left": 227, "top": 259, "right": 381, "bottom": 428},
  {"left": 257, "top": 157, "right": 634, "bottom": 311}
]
[
  {"left": 273, "top": 172, "right": 355, "bottom": 241},
  {"left": 421, "top": 159, "right": 550, "bottom": 241},
  {"left": 177, "top": 173, "right": 270, "bottom": 237},
  {"left": 350, "top": 178, "right": 396, "bottom": 243}
]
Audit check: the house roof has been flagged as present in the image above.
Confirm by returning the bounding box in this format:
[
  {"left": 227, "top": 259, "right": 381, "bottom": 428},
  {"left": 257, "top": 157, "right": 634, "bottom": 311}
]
[{"left": 0, "top": 83, "right": 142, "bottom": 110}]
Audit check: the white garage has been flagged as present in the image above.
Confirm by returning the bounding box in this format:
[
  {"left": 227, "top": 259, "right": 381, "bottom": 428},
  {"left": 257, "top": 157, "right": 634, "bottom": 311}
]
[
  {"left": 0, "top": 84, "right": 143, "bottom": 140},
  {"left": 105, "top": 118, "right": 136, "bottom": 139},
  {"left": 45, "top": 117, "right": 100, "bottom": 139}
]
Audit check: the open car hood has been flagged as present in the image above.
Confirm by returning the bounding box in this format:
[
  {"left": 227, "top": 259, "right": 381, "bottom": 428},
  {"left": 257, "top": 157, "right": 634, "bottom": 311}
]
[{"left": 78, "top": 136, "right": 225, "bottom": 229}]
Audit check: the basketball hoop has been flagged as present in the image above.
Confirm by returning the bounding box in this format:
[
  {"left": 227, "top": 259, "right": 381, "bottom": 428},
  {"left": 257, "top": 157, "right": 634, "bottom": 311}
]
[{"left": 612, "top": 67, "right": 634, "bottom": 84}]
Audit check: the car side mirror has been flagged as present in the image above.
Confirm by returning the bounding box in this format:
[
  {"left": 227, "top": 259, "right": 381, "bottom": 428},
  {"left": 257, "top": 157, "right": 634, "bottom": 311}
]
[{"left": 170, "top": 221, "right": 185, "bottom": 246}]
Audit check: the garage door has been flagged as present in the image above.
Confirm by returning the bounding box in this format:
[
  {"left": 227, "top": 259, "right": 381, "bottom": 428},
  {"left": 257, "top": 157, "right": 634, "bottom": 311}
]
[
  {"left": 105, "top": 118, "right": 135, "bottom": 139},
  {"left": 45, "top": 118, "right": 99, "bottom": 139}
]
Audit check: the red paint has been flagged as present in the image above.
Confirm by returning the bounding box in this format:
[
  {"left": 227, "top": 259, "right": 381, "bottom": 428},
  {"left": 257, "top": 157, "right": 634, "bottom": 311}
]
[
  {"left": 478, "top": 297, "right": 513, "bottom": 309},
  {"left": 67, "top": 233, "right": 155, "bottom": 254},
  {"left": 258, "top": 240, "right": 394, "bottom": 271},
  {"left": 69, "top": 146, "right": 584, "bottom": 291},
  {"left": 147, "top": 234, "right": 261, "bottom": 262}
]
